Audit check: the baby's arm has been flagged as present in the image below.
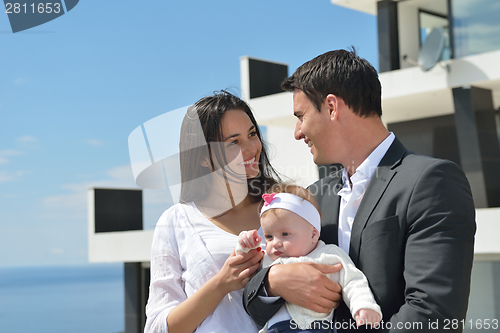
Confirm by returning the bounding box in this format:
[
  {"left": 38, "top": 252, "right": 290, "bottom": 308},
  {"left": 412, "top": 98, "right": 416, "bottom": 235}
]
[
  {"left": 236, "top": 230, "right": 262, "bottom": 253},
  {"left": 354, "top": 308, "right": 381, "bottom": 328},
  {"left": 330, "top": 246, "right": 382, "bottom": 327}
]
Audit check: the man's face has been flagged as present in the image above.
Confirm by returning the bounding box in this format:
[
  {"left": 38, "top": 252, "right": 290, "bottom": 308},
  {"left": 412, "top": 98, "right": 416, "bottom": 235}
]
[{"left": 293, "top": 89, "right": 334, "bottom": 165}]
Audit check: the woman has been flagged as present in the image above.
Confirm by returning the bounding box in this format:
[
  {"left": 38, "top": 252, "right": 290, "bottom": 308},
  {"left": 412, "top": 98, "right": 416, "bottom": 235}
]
[{"left": 145, "top": 91, "right": 281, "bottom": 333}]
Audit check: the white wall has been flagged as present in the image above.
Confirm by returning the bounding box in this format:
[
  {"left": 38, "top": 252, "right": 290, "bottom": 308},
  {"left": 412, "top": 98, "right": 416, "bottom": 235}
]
[
  {"left": 466, "top": 262, "right": 500, "bottom": 332},
  {"left": 265, "top": 125, "right": 319, "bottom": 188},
  {"left": 398, "top": 1, "right": 421, "bottom": 69},
  {"left": 246, "top": 92, "right": 320, "bottom": 188}
]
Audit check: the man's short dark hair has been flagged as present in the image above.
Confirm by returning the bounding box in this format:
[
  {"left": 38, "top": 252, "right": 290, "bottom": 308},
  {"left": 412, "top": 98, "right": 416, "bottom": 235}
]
[{"left": 281, "top": 48, "right": 382, "bottom": 117}]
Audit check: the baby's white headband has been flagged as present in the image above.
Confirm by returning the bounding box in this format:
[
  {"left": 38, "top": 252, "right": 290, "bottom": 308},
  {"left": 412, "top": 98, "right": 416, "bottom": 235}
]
[{"left": 260, "top": 193, "right": 321, "bottom": 232}]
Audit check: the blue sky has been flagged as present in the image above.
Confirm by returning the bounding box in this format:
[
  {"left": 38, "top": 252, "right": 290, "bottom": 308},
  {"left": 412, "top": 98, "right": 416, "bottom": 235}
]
[{"left": 0, "top": 0, "right": 377, "bottom": 267}]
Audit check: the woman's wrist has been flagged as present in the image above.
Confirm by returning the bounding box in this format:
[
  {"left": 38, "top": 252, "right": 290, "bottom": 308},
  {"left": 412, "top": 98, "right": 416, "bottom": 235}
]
[{"left": 209, "top": 271, "right": 233, "bottom": 297}]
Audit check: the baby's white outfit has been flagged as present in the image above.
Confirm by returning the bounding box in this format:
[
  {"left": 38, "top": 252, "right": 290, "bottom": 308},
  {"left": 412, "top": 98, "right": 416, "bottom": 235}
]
[{"left": 236, "top": 240, "right": 382, "bottom": 332}]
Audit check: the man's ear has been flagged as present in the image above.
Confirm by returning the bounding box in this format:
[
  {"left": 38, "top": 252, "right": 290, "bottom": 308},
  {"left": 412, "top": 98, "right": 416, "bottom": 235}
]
[{"left": 325, "top": 94, "right": 338, "bottom": 120}]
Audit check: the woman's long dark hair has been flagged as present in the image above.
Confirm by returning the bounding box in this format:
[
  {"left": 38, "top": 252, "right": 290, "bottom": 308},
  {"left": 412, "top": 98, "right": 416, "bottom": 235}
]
[{"left": 179, "top": 91, "right": 281, "bottom": 203}]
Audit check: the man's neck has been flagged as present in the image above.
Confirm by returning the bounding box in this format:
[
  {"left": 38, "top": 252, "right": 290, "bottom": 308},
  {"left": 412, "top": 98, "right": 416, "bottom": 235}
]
[{"left": 343, "top": 119, "right": 390, "bottom": 178}]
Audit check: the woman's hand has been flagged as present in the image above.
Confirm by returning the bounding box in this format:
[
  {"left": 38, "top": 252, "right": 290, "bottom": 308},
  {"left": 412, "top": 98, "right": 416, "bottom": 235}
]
[
  {"left": 214, "top": 247, "right": 264, "bottom": 295},
  {"left": 166, "top": 247, "right": 263, "bottom": 333}
]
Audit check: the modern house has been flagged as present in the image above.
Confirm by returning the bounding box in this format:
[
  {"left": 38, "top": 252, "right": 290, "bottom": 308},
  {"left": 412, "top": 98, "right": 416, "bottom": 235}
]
[
  {"left": 244, "top": 0, "right": 500, "bottom": 329},
  {"left": 88, "top": 1, "right": 500, "bottom": 332}
]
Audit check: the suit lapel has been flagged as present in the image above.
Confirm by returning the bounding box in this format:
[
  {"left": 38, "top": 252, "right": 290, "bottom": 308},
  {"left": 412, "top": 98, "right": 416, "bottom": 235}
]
[
  {"left": 316, "top": 173, "right": 342, "bottom": 246},
  {"left": 349, "top": 138, "right": 408, "bottom": 265},
  {"left": 320, "top": 196, "right": 341, "bottom": 246}
]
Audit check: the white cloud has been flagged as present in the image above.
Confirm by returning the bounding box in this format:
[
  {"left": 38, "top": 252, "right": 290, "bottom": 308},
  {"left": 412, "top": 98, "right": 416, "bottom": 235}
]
[
  {"left": 0, "top": 151, "right": 29, "bottom": 182},
  {"left": 13, "top": 77, "right": 32, "bottom": 85},
  {"left": 14, "top": 135, "right": 39, "bottom": 150},
  {"left": 50, "top": 247, "right": 64, "bottom": 255},
  {"left": 1, "top": 150, "right": 23, "bottom": 156},
  {"left": 16, "top": 136, "right": 39, "bottom": 149},
  {"left": 84, "top": 139, "right": 104, "bottom": 146},
  {"left": 454, "top": 22, "right": 500, "bottom": 55},
  {"left": 40, "top": 164, "right": 172, "bottom": 224},
  {"left": 41, "top": 164, "right": 139, "bottom": 218},
  {"left": 0, "top": 170, "right": 31, "bottom": 183},
  {"left": 0, "top": 150, "right": 23, "bottom": 164},
  {"left": 0, "top": 171, "right": 13, "bottom": 182},
  {"left": 1, "top": 193, "right": 19, "bottom": 198},
  {"left": 105, "top": 164, "right": 136, "bottom": 183},
  {"left": 17, "top": 135, "right": 38, "bottom": 143},
  {"left": 459, "top": 23, "right": 500, "bottom": 37},
  {"left": 76, "top": 173, "right": 93, "bottom": 179}
]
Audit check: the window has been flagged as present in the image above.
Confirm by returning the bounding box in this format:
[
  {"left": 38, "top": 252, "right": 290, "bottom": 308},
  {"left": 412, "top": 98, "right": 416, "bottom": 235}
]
[
  {"left": 419, "top": 10, "right": 451, "bottom": 61},
  {"left": 451, "top": 0, "right": 500, "bottom": 58}
]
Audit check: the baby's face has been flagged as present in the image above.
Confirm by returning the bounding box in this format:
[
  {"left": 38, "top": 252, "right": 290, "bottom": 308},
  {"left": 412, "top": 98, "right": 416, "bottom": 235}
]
[{"left": 261, "top": 208, "right": 318, "bottom": 261}]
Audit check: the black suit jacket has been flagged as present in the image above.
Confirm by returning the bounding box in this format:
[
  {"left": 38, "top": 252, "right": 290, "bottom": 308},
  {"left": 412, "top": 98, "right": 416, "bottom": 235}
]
[{"left": 243, "top": 138, "right": 476, "bottom": 332}]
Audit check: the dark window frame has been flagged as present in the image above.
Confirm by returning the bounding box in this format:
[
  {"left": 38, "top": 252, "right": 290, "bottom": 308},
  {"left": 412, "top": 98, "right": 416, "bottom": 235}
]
[{"left": 418, "top": 7, "right": 453, "bottom": 60}]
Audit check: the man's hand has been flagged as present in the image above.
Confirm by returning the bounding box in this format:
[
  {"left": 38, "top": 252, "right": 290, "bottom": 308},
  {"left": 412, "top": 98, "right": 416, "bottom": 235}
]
[{"left": 265, "top": 262, "right": 342, "bottom": 313}]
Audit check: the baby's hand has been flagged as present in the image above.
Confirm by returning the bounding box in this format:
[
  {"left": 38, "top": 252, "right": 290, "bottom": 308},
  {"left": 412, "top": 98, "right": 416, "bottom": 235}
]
[
  {"left": 238, "top": 230, "right": 262, "bottom": 251},
  {"left": 354, "top": 309, "right": 381, "bottom": 327}
]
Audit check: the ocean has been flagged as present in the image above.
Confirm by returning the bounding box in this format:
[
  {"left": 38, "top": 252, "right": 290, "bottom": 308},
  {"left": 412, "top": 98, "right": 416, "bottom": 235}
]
[{"left": 0, "top": 263, "right": 125, "bottom": 333}]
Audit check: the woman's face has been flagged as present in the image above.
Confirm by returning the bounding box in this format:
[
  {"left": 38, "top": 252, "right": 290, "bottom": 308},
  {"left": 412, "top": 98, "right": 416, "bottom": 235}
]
[{"left": 219, "top": 109, "right": 262, "bottom": 179}]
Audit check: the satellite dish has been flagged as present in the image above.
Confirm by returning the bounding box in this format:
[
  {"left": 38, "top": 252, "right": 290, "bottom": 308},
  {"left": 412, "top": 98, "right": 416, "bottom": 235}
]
[
  {"left": 418, "top": 27, "right": 446, "bottom": 71},
  {"left": 403, "top": 27, "right": 446, "bottom": 72}
]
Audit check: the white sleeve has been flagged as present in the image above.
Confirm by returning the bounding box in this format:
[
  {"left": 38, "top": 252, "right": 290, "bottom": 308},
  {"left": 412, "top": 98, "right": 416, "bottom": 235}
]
[
  {"left": 235, "top": 242, "right": 256, "bottom": 253},
  {"left": 144, "top": 208, "right": 187, "bottom": 333},
  {"left": 332, "top": 248, "right": 382, "bottom": 320}
]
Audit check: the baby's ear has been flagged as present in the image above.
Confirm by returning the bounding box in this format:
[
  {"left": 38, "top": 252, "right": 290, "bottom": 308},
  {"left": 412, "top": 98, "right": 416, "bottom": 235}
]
[{"left": 312, "top": 227, "right": 320, "bottom": 243}]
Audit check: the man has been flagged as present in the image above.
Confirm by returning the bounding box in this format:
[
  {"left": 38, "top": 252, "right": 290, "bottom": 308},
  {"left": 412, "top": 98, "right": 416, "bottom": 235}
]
[{"left": 243, "top": 49, "right": 476, "bottom": 332}]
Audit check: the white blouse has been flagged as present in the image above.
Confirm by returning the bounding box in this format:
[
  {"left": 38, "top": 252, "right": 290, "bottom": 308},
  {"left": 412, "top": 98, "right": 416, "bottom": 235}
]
[{"left": 144, "top": 202, "right": 260, "bottom": 333}]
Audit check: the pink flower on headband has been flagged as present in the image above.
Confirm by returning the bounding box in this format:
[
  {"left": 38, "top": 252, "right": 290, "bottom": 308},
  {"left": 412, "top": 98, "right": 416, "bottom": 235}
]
[{"left": 263, "top": 193, "right": 277, "bottom": 206}]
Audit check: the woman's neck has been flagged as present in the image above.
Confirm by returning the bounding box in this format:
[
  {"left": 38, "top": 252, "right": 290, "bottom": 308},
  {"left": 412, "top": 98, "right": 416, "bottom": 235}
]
[{"left": 196, "top": 194, "right": 261, "bottom": 235}]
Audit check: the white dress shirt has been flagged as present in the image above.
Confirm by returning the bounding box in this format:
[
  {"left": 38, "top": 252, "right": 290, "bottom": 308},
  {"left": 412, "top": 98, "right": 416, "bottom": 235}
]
[
  {"left": 144, "top": 202, "right": 261, "bottom": 333},
  {"left": 337, "top": 133, "right": 395, "bottom": 254}
]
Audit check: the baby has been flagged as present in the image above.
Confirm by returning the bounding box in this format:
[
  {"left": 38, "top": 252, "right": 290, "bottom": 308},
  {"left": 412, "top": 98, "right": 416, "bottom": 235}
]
[{"left": 237, "top": 184, "right": 382, "bottom": 333}]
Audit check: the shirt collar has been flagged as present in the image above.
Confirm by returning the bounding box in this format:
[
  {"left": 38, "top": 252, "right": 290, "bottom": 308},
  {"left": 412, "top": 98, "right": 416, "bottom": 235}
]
[{"left": 342, "top": 132, "right": 395, "bottom": 185}]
